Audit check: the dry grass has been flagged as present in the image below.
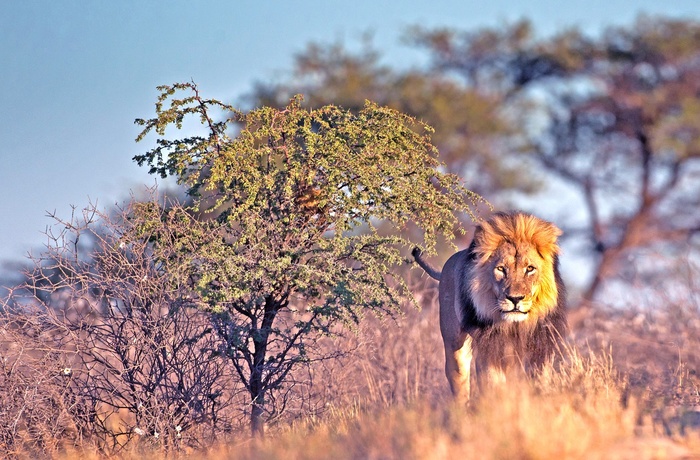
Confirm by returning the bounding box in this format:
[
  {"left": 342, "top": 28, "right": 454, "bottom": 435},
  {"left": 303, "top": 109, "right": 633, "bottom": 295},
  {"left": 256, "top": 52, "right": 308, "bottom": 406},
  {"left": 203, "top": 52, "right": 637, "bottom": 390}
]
[
  {"left": 216, "top": 347, "right": 697, "bottom": 460},
  {"left": 5, "top": 275, "right": 700, "bottom": 459},
  {"left": 214, "top": 279, "right": 700, "bottom": 460}
]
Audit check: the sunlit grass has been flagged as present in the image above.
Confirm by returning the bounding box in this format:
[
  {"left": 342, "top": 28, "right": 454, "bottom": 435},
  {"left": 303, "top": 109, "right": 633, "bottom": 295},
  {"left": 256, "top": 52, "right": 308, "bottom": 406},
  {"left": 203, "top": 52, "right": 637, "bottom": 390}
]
[
  {"left": 206, "top": 347, "right": 698, "bottom": 460},
  {"left": 12, "top": 296, "right": 700, "bottom": 459}
]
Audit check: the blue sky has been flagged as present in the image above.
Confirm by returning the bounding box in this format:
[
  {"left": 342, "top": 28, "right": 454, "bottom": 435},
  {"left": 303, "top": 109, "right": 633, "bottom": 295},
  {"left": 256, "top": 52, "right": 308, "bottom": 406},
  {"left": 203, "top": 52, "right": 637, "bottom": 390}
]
[{"left": 2, "top": 1, "right": 700, "bottom": 265}]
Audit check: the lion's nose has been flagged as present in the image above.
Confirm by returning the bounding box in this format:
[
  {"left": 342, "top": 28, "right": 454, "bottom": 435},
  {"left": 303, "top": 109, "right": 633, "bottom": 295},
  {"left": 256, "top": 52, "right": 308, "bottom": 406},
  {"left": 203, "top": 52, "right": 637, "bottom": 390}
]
[{"left": 506, "top": 296, "right": 525, "bottom": 308}]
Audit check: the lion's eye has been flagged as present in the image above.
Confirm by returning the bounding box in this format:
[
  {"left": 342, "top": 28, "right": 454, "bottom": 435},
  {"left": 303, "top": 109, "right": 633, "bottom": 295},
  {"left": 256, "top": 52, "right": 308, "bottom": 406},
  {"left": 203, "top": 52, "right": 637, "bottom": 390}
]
[
  {"left": 495, "top": 266, "right": 506, "bottom": 273},
  {"left": 526, "top": 265, "right": 536, "bottom": 274}
]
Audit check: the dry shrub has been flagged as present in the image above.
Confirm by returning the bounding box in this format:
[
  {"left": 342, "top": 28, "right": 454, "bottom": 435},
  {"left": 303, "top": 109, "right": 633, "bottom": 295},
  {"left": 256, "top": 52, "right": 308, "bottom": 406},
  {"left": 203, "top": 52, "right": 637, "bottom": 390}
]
[
  {"left": 0, "top": 296, "right": 240, "bottom": 458},
  {"left": 0, "top": 203, "right": 247, "bottom": 457},
  {"left": 0, "top": 308, "right": 78, "bottom": 458}
]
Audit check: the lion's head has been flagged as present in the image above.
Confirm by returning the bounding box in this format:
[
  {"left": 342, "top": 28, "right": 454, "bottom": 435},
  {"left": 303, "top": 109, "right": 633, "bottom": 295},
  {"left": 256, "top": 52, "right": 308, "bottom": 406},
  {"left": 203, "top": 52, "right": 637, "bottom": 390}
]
[{"left": 469, "top": 212, "right": 562, "bottom": 325}]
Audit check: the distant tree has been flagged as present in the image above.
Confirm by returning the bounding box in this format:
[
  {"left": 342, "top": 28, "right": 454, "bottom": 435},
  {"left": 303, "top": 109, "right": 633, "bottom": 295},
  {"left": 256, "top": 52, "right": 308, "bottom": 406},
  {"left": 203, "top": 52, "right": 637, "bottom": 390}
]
[
  {"left": 410, "top": 17, "right": 700, "bottom": 302},
  {"left": 133, "top": 82, "right": 482, "bottom": 435}
]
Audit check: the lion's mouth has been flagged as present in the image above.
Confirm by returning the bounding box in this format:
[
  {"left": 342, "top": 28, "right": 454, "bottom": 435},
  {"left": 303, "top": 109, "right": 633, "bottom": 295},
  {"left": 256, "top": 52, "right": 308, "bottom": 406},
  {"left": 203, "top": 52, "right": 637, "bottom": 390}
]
[{"left": 501, "top": 309, "right": 529, "bottom": 321}]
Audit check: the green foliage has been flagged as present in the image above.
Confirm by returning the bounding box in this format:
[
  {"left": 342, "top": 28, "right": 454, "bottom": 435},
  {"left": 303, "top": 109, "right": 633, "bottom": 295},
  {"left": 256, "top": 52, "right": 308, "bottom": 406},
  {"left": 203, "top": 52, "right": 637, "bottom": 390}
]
[
  {"left": 134, "top": 83, "right": 480, "bottom": 313},
  {"left": 133, "top": 82, "right": 482, "bottom": 433}
]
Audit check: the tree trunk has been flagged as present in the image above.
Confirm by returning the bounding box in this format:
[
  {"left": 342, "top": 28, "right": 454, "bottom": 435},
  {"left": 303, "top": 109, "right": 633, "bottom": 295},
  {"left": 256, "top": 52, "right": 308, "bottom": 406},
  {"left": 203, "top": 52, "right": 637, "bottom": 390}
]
[
  {"left": 250, "top": 391, "right": 265, "bottom": 438},
  {"left": 582, "top": 247, "right": 619, "bottom": 304},
  {"left": 248, "top": 295, "right": 282, "bottom": 437},
  {"left": 249, "top": 336, "right": 267, "bottom": 438}
]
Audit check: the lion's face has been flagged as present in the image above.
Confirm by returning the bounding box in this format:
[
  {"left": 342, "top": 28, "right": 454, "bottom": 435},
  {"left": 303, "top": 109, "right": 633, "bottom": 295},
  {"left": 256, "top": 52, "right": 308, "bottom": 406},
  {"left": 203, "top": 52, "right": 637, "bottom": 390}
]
[
  {"left": 469, "top": 212, "right": 561, "bottom": 325},
  {"left": 489, "top": 241, "right": 546, "bottom": 322}
]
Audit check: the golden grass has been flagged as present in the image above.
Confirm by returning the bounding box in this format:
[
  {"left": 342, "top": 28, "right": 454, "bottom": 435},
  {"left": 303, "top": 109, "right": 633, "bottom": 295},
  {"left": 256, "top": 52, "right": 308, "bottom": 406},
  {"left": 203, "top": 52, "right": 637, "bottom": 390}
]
[
  {"left": 203, "top": 347, "right": 698, "bottom": 460},
  {"left": 22, "top": 294, "right": 700, "bottom": 459},
  {"left": 46, "top": 349, "right": 700, "bottom": 460}
]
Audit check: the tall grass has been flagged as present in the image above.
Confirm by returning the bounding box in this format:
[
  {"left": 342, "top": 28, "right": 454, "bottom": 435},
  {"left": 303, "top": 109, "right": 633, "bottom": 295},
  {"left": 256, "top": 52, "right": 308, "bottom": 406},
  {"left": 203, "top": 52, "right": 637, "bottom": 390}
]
[
  {"left": 219, "top": 346, "right": 698, "bottom": 460},
  {"left": 8, "top": 279, "right": 700, "bottom": 459}
]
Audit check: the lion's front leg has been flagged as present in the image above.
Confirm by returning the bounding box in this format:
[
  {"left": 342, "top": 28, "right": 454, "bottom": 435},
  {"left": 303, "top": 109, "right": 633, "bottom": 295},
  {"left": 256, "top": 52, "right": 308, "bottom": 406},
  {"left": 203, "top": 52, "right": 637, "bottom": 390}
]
[{"left": 444, "top": 334, "right": 473, "bottom": 403}]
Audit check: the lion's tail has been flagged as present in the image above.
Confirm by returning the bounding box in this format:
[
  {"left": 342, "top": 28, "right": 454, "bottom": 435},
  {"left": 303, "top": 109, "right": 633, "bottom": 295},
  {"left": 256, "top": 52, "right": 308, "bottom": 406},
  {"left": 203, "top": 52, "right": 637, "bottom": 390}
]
[{"left": 411, "top": 247, "right": 442, "bottom": 281}]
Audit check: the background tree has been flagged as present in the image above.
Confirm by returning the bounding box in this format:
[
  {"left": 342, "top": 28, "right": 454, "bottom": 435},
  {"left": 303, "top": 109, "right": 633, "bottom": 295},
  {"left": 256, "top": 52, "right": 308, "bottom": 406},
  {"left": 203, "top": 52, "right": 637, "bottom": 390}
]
[
  {"left": 411, "top": 17, "right": 700, "bottom": 302},
  {"left": 524, "top": 17, "right": 700, "bottom": 302},
  {"left": 273, "top": 17, "right": 700, "bottom": 304},
  {"left": 133, "top": 82, "right": 482, "bottom": 435}
]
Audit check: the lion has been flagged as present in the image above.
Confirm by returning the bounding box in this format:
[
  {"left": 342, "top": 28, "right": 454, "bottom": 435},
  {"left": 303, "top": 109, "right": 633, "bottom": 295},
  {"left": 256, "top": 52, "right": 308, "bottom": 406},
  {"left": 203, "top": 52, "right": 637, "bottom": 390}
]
[{"left": 412, "top": 211, "right": 567, "bottom": 401}]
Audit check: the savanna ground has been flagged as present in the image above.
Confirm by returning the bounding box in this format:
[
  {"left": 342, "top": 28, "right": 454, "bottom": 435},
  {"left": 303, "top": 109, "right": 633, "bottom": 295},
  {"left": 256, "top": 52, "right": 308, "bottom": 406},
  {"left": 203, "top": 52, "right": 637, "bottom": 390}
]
[
  {"left": 13, "top": 272, "right": 698, "bottom": 460},
  {"left": 225, "top": 282, "right": 700, "bottom": 460}
]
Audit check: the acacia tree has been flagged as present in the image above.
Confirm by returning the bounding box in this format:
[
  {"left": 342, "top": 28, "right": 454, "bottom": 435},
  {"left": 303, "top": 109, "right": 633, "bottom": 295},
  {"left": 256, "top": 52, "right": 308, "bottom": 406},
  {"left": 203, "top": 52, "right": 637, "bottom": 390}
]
[
  {"left": 133, "top": 82, "right": 482, "bottom": 435},
  {"left": 528, "top": 18, "right": 700, "bottom": 301}
]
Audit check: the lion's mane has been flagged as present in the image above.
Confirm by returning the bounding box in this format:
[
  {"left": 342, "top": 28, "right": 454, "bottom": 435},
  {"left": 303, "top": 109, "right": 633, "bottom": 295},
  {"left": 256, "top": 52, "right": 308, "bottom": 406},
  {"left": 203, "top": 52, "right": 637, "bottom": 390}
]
[{"left": 462, "top": 212, "right": 567, "bottom": 370}]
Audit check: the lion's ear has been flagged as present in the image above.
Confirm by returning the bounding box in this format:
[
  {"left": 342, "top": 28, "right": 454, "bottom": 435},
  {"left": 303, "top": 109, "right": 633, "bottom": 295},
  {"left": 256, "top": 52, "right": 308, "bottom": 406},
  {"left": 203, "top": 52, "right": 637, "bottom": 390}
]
[
  {"left": 544, "top": 221, "right": 562, "bottom": 242},
  {"left": 471, "top": 220, "right": 500, "bottom": 264},
  {"left": 472, "top": 222, "right": 484, "bottom": 242}
]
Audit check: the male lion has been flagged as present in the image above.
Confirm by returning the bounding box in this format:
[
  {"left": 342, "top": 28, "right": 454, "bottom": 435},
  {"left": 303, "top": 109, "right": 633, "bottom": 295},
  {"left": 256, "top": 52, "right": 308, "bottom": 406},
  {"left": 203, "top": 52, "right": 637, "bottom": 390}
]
[{"left": 413, "top": 211, "right": 567, "bottom": 402}]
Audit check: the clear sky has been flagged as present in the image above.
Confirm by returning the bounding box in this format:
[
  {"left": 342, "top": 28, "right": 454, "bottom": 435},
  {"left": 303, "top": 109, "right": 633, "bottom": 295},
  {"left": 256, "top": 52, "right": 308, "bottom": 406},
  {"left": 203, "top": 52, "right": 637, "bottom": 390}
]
[{"left": 2, "top": 1, "right": 700, "bottom": 266}]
